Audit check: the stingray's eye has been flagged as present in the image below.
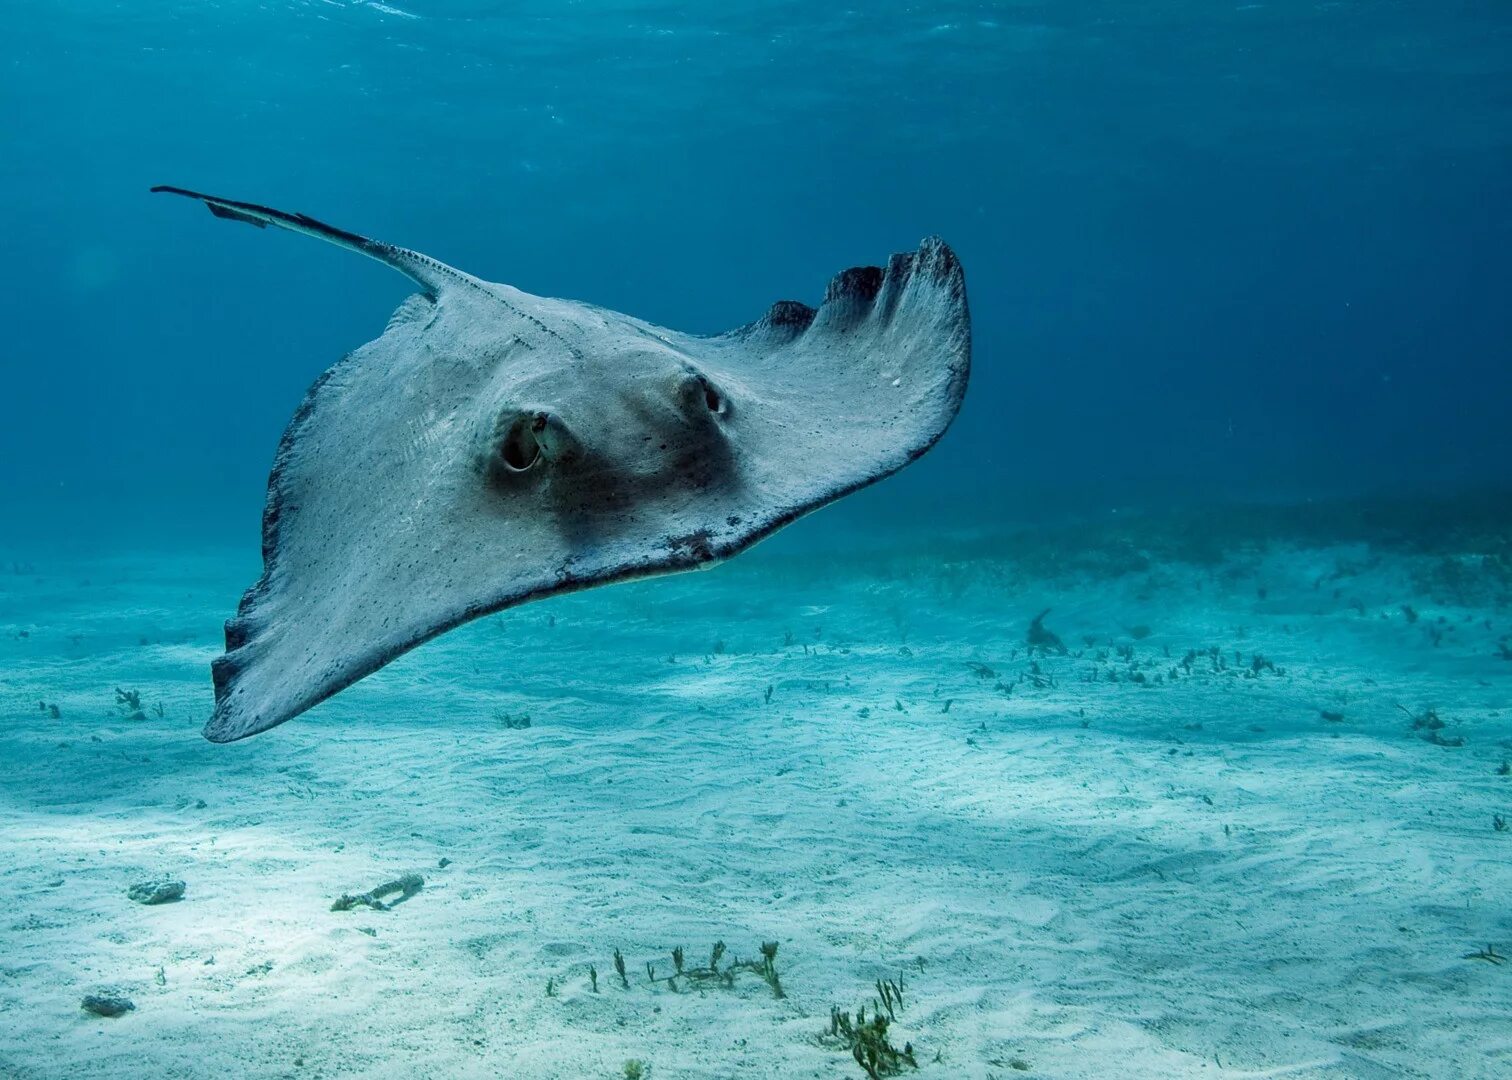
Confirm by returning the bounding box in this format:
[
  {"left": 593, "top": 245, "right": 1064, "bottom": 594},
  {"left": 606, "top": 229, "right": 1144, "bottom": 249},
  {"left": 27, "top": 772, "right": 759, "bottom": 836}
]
[
  {"left": 677, "top": 370, "right": 729, "bottom": 419},
  {"left": 500, "top": 415, "right": 543, "bottom": 471}
]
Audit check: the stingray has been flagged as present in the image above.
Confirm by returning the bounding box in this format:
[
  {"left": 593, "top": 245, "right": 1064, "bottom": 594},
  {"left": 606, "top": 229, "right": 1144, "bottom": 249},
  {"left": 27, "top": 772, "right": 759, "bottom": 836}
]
[{"left": 152, "top": 185, "right": 970, "bottom": 742}]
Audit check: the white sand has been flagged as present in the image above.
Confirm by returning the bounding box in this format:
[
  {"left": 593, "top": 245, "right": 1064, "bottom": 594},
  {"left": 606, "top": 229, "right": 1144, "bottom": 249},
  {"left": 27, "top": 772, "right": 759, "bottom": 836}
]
[{"left": 1, "top": 534, "right": 1509, "bottom": 1078}]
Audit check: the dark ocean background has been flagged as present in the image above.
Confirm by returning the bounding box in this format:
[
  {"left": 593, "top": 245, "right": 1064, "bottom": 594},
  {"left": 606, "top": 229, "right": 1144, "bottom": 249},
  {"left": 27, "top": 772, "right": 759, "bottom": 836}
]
[
  {"left": 6, "top": 8, "right": 1512, "bottom": 1077},
  {"left": 4, "top": 1, "right": 1510, "bottom": 543}
]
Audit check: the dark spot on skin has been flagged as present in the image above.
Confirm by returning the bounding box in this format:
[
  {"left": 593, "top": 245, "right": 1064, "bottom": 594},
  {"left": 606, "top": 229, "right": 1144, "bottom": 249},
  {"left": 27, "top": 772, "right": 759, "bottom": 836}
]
[{"left": 666, "top": 528, "right": 715, "bottom": 562}]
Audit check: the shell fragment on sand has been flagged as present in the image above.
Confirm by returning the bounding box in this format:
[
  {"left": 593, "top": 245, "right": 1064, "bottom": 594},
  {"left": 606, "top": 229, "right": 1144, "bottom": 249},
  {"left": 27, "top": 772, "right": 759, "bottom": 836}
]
[
  {"left": 127, "top": 879, "right": 185, "bottom": 905},
  {"left": 331, "top": 872, "right": 425, "bottom": 912},
  {"left": 81, "top": 994, "right": 135, "bottom": 1018}
]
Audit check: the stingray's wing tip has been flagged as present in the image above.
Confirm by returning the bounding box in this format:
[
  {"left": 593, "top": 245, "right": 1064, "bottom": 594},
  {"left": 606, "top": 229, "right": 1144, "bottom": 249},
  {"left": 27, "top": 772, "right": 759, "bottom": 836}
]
[
  {"left": 202, "top": 698, "right": 252, "bottom": 742},
  {"left": 203, "top": 701, "right": 288, "bottom": 744},
  {"left": 204, "top": 653, "right": 289, "bottom": 743},
  {"left": 203, "top": 686, "right": 258, "bottom": 742},
  {"left": 201, "top": 715, "right": 243, "bottom": 744},
  {"left": 911, "top": 236, "right": 965, "bottom": 288}
]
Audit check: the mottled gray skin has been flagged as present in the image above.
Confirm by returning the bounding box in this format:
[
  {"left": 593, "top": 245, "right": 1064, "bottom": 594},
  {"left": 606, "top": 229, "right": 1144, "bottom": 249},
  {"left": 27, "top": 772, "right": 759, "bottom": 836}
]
[{"left": 153, "top": 187, "right": 971, "bottom": 743}]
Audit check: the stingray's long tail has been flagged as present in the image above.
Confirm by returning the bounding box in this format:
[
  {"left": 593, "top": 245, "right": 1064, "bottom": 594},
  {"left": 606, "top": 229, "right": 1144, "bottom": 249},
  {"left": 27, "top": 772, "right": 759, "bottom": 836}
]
[{"left": 150, "top": 185, "right": 468, "bottom": 300}]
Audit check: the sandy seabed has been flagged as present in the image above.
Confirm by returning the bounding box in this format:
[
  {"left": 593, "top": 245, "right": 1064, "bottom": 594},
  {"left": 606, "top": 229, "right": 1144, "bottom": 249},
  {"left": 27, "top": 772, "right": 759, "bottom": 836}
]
[{"left": 1, "top": 525, "right": 1509, "bottom": 1079}]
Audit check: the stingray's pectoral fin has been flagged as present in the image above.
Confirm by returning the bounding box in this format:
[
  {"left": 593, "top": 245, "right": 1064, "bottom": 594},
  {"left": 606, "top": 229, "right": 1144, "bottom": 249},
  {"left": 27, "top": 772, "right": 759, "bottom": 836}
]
[{"left": 151, "top": 184, "right": 464, "bottom": 299}]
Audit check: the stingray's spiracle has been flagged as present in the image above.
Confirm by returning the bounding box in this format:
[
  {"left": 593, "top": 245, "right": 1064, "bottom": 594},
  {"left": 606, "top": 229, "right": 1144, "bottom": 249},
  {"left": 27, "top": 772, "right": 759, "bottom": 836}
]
[
  {"left": 492, "top": 410, "right": 583, "bottom": 478},
  {"left": 501, "top": 415, "right": 543, "bottom": 471},
  {"left": 677, "top": 370, "right": 731, "bottom": 420}
]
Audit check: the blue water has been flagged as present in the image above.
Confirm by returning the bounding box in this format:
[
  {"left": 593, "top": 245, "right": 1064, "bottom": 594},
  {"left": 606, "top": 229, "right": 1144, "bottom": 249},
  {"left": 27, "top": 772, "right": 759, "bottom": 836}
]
[
  {"left": 3, "top": 5, "right": 1512, "bottom": 1078},
  {"left": 5, "top": 1, "right": 1511, "bottom": 536}
]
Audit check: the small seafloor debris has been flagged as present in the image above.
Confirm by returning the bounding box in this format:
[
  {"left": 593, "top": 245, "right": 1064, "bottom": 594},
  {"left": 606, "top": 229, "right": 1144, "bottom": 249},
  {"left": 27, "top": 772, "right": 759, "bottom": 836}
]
[
  {"left": 1027, "top": 608, "right": 1067, "bottom": 655},
  {"left": 1463, "top": 944, "right": 1505, "bottom": 965},
  {"left": 127, "top": 879, "right": 185, "bottom": 905},
  {"left": 331, "top": 872, "right": 424, "bottom": 912},
  {"left": 640, "top": 940, "right": 785, "bottom": 998},
  {"left": 81, "top": 993, "right": 135, "bottom": 1017}
]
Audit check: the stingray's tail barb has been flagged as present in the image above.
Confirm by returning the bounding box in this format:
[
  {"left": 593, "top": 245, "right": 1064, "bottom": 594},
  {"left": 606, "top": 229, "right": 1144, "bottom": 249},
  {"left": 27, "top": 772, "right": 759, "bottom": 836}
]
[{"left": 150, "top": 185, "right": 466, "bottom": 300}]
